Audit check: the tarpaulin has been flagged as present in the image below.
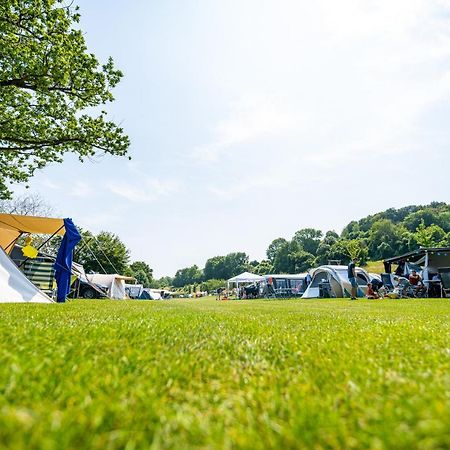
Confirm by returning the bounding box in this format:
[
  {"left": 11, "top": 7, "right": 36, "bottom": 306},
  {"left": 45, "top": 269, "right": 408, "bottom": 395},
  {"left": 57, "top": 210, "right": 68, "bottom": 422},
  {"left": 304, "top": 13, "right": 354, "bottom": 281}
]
[{"left": 54, "top": 218, "right": 81, "bottom": 303}]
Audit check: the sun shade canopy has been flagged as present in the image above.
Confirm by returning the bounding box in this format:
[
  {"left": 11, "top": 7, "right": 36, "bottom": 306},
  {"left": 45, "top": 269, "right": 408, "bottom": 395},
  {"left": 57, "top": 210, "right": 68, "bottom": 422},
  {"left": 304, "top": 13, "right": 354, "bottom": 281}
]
[
  {"left": 228, "top": 272, "right": 265, "bottom": 283},
  {"left": 0, "top": 213, "right": 66, "bottom": 253},
  {"left": 383, "top": 247, "right": 450, "bottom": 265}
]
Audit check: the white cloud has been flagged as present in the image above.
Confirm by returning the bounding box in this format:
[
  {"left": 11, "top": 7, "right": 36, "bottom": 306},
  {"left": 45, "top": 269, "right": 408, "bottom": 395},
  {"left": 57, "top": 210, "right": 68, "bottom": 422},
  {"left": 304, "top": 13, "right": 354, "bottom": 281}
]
[
  {"left": 208, "top": 176, "right": 294, "bottom": 201},
  {"left": 41, "top": 178, "right": 60, "bottom": 190},
  {"left": 107, "top": 179, "right": 180, "bottom": 203},
  {"left": 69, "top": 181, "right": 93, "bottom": 198},
  {"left": 76, "top": 212, "right": 122, "bottom": 231},
  {"left": 192, "top": 94, "right": 304, "bottom": 162}
]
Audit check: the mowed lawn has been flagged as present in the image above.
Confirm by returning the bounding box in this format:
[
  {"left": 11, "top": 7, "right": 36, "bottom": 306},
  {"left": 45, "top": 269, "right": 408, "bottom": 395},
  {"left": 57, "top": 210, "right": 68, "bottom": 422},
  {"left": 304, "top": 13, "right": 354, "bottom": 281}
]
[{"left": 0, "top": 299, "right": 449, "bottom": 450}]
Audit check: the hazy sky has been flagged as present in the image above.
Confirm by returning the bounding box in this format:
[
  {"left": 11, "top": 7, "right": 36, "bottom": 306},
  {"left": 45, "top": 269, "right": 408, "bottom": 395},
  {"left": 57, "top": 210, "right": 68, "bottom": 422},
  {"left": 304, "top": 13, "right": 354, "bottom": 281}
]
[{"left": 14, "top": 0, "right": 450, "bottom": 277}]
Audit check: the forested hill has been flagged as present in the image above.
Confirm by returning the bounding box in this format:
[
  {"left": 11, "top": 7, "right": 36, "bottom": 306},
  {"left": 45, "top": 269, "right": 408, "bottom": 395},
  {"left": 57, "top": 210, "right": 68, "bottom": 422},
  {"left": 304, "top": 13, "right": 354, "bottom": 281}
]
[
  {"left": 343, "top": 202, "right": 450, "bottom": 235},
  {"left": 339, "top": 202, "right": 450, "bottom": 261}
]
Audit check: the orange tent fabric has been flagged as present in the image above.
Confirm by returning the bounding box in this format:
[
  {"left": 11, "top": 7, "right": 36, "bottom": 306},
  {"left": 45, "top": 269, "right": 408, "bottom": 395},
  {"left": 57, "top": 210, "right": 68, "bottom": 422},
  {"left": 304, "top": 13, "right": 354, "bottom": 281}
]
[{"left": 0, "top": 213, "right": 65, "bottom": 253}]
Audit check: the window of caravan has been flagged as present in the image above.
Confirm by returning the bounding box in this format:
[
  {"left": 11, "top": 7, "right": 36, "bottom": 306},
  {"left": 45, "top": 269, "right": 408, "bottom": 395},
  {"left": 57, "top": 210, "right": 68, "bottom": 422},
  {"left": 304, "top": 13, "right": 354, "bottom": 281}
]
[
  {"left": 290, "top": 279, "right": 303, "bottom": 291},
  {"left": 311, "top": 272, "right": 328, "bottom": 288},
  {"left": 274, "top": 278, "right": 287, "bottom": 289}
]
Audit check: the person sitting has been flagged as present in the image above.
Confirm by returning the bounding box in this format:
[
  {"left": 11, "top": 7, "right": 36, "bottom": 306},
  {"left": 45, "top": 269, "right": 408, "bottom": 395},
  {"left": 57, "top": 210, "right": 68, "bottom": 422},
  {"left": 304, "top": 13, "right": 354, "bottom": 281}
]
[
  {"left": 385, "top": 276, "right": 409, "bottom": 298},
  {"left": 429, "top": 273, "right": 442, "bottom": 297},
  {"left": 408, "top": 270, "right": 425, "bottom": 296},
  {"left": 370, "top": 278, "right": 383, "bottom": 292},
  {"left": 366, "top": 283, "right": 379, "bottom": 299}
]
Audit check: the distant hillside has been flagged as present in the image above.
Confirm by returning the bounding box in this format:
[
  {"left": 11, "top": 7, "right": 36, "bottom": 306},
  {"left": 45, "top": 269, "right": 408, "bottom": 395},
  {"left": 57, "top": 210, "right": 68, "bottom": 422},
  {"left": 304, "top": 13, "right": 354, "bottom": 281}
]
[
  {"left": 339, "top": 202, "right": 450, "bottom": 261},
  {"left": 343, "top": 202, "right": 450, "bottom": 234}
]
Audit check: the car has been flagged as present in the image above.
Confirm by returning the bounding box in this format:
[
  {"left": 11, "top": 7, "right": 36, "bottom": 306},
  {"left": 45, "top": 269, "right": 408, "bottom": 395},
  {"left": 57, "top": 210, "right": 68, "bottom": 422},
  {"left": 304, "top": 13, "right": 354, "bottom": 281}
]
[{"left": 72, "top": 278, "right": 108, "bottom": 299}]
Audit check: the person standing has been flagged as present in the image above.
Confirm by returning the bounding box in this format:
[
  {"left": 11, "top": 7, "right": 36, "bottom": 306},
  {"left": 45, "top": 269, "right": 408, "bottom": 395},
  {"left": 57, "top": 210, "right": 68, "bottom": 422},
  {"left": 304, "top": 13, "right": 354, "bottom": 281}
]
[{"left": 348, "top": 259, "right": 357, "bottom": 300}]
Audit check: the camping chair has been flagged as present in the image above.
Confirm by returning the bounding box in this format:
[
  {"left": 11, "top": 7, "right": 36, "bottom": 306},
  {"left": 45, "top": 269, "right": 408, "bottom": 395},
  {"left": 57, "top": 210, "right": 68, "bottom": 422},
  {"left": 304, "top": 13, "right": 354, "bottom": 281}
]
[
  {"left": 389, "top": 277, "right": 411, "bottom": 299},
  {"left": 380, "top": 273, "right": 394, "bottom": 292},
  {"left": 266, "top": 283, "right": 276, "bottom": 298},
  {"left": 438, "top": 269, "right": 450, "bottom": 298},
  {"left": 23, "top": 259, "right": 55, "bottom": 297}
]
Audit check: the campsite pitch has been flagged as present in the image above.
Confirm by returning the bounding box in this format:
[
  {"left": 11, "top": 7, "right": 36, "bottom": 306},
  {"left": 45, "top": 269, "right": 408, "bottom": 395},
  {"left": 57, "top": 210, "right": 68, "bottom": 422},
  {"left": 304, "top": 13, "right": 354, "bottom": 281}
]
[{"left": 0, "top": 299, "right": 449, "bottom": 450}]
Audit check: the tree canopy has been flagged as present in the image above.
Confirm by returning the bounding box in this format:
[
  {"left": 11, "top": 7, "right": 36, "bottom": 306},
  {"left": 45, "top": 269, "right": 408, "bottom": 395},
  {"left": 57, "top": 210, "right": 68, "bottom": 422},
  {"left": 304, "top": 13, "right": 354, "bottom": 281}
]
[
  {"left": 203, "top": 252, "right": 249, "bottom": 280},
  {"left": 76, "top": 231, "right": 130, "bottom": 275},
  {"left": 172, "top": 265, "right": 202, "bottom": 288},
  {"left": 126, "top": 261, "right": 153, "bottom": 287},
  {"left": 0, "top": 0, "right": 129, "bottom": 198}
]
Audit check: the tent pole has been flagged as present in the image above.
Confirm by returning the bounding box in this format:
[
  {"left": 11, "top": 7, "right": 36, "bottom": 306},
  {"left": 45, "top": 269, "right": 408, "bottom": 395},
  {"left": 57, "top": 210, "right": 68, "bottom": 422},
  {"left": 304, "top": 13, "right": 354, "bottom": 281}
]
[
  {"left": 18, "top": 224, "right": 65, "bottom": 269},
  {"left": 423, "top": 251, "right": 429, "bottom": 293}
]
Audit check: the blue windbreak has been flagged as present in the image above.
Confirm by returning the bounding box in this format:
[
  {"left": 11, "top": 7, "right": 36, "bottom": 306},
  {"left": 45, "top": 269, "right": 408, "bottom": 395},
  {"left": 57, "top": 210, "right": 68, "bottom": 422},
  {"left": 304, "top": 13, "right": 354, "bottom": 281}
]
[{"left": 54, "top": 218, "right": 81, "bottom": 303}]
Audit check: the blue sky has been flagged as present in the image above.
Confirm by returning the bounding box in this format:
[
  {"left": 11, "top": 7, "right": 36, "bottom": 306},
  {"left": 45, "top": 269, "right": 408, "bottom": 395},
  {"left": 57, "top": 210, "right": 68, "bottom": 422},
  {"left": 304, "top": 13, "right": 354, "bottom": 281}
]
[{"left": 15, "top": 0, "right": 450, "bottom": 277}]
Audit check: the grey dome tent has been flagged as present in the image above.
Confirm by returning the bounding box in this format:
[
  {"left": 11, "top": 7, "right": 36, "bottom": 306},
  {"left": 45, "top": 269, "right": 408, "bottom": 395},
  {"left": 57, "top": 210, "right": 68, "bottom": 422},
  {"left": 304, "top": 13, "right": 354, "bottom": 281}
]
[{"left": 302, "top": 265, "right": 371, "bottom": 298}]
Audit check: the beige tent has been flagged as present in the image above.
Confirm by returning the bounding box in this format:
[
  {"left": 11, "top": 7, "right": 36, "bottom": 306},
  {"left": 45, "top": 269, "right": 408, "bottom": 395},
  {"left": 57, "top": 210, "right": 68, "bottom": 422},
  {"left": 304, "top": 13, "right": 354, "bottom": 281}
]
[{"left": 86, "top": 274, "right": 136, "bottom": 299}]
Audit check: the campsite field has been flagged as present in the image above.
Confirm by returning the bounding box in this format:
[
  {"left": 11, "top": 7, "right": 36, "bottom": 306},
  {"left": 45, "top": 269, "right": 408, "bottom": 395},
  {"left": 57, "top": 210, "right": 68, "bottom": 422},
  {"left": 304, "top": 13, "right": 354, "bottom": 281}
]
[{"left": 0, "top": 298, "right": 449, "bottom": 450}]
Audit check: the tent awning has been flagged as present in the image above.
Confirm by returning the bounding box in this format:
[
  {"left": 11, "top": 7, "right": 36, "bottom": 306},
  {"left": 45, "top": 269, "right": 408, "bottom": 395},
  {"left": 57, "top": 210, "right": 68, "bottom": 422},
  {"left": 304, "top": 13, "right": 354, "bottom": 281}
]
[
  {"left": 383, "top": 247, "right": 450, "bottom": 265},
  {"left": 86, "top": 274, "right": 136, "bottom": 283},
  {"left": 0, "top": 213, "right": 66, "bottom": 253},
  {"left": 228, "top": 271, "right": 265, "bottom": 283}
]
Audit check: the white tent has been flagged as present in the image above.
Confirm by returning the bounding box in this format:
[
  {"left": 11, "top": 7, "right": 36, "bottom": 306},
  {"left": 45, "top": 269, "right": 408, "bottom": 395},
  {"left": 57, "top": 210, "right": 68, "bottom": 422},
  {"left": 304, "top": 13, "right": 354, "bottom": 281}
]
[
  {"left": 227, "top": 272, "right": 265, "bottom": 298},
  {"left": 86, "top": 274, "right": 135, "bottom": 299},
  {"left": 0, "top": 247, "right": 53, "bottom": 303},
  {"left": 302, "top": 265, "right": 371, "bottom": 299},
  {"left": 228, "top": 272, "right": 265, "bottom": 283}
]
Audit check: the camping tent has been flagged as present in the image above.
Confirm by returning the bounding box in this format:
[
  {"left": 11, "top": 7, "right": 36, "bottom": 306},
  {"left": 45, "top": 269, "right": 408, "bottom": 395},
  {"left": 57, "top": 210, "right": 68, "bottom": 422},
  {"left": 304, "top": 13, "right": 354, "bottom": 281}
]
[
  {"left": 86, "top": 274, "right": 136, "bottom": 299},
  {"left": 302, "top": 265, "right": 371, "bottom": 298},
  {"left": 227, "top": 272, "right": 265, "bottom": 298},
  {"left": 139, "top": 289, "right": 162, "bottom": 300},
  {"left": 125, "top": 283, "right": 143, "bottom": 299},
  {"left": 0, "top": 247, "right": 53, "bottom": 303},
  {"left": 0, "top": 214, "right": 80, "bottom": 303}
]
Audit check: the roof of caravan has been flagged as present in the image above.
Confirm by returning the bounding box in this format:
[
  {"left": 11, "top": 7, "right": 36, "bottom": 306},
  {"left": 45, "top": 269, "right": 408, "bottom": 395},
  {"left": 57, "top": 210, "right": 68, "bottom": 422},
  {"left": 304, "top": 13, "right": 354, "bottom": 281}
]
[
  {"left": 383, "top": 247, "right": 450, "bottom": 264},
  {"left": 265, "top": 273, "right": 308, "bottom": 279},
  {"left": 311, "top": 265, "right": 369, "bottom": 277}
]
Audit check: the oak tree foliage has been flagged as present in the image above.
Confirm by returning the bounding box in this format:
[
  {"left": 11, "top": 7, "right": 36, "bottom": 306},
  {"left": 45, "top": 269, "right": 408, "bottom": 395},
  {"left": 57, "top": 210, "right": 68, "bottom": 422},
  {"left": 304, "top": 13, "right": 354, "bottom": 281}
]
[{"left": 0, "top": 0, "right": 130, "bottom": 198}]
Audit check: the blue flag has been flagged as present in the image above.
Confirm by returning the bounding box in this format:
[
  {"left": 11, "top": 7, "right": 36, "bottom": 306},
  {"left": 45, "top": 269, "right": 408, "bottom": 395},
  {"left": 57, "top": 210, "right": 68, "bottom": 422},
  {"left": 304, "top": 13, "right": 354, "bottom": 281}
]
[{"left": 54, "top": 218, "right": 81, "bottom": 303}]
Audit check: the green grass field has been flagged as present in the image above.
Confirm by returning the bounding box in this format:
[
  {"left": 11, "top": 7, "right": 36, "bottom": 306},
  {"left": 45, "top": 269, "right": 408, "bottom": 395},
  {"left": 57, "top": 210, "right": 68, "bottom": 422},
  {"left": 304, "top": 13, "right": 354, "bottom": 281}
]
[{"left": 0, "top": 298, "right": 449, "bottom": 450}]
